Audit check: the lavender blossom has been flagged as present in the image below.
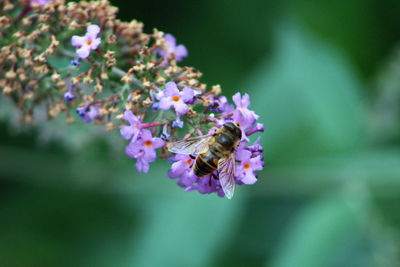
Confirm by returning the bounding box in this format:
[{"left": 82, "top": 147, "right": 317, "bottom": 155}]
[
  {"left": 125, "top": 130, "right": 165, "bottom": 173},
  {"left": 232, "top": 92, "right": 259, "bottom": 130},
  {"left": 158, "top": 82, "right": 194, "bottom": 115},
  {"left": 71, "top": 25, "right": 102, "bottom": 59},
  {"left": 120, "top": 110, "right": 142, "bottom": 142},
  {"left": 63, "top": 88, "right": 75, "bottom": 101},
  {"left": 76, "top": 106, "right": 99, "bottom": 123},
  {"left": 235, "top": 147, "right": 263, "bottom": 184},
  {"left": 158, "top": 34, "right": 188, "bottom": 62},
  {"left": 168, "top": 154, "right": 197, "bottom": 187}
]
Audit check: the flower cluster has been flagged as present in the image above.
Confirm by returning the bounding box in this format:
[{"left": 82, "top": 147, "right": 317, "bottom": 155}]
[
  {"left": 167, "top": 93, "right": 264, "bottom": 198},
  {"left": 0, "top": 0, "right": 264, "bottom": 199}
]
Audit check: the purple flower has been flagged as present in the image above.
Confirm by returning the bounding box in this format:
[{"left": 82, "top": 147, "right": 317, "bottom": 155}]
[
  {"left": 244, "top": 136, "right": 263, "bottom": 154},
  {"left": 219, "top": 96, "right": 234, "bottom": 113},
  {"left": 172, "top": 116, "right": 184, "bottom": 128},
  {"left": 64, "top": 88, "right": 75, "bottom": 101},
  {"left": 232, "top": 92, "right": 259, "bottom": 130},
  {"left": 120, "top": 110, "right": 142, "bottom": 142},
  {"left": 168, "top": 154, "right": 197, "bottom": 187},
  {"left": 76, "top": 106, "right": 99, "bottom": 123},
  {"left": 158, "top": 34, "right": 188, "bottom": 62},
  {"left": 186, "top": 175, "right": 225, "bottom": 197},
  {"left": 125, "top": 129, "right": 165, "bottom": 173},
  {"left": 71, "top": 25, "right": 101, "bottom": 59},
  {"left": 30, "top": 0, "right": 52, "bottom": 6},
  {"left": 158, "top": 82, "right": 194, "bottom": 115},
  {"left": 235, "top": 148, "right": 263, "bottom": 185},
  {"left": 71, "top": 59, "right": 80, "bottom": 67}
]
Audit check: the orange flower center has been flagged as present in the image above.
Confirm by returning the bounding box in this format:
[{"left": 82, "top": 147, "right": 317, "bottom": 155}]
[
  {"left": 244, "top": 163, "right": 250, "bottom": 170},
  {"left": 186, "top": 159, "right": 192, "bottom": 166},
  {"left": 172, "top": 95, "right": 180, "bottom": 102},
  {"left": 87, "top": 39, "right": 92, "bottom": 46},
  {"left": 144, "top": 140, "right": 152, "bottom": 147}
]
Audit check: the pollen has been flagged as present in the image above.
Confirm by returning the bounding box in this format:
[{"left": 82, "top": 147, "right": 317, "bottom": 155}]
[
  {"left": 244, "top": 163, "right": 250, "bottom": 170},
  {"left": 87, "top": 39, "right": 92, "bottom": 46},
  {"left": 144, "top": 140, "right": 152, "bottom": 147},
  {"left": 172, "top": 95, "right": 180, "bottom": 102},
  {"left": 186, "top": 159, "right": 192, "bottom": 165}
]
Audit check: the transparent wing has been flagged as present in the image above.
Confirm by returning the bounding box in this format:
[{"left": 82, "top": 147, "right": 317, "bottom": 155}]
[
  {"left": 168, "top": 135, "right": 213, "bottom": 155},
  {"left": 218, "top": 153, "right": 236, "bottom": 199}
]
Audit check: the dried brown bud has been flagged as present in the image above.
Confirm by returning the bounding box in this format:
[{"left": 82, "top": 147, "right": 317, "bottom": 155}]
[
  {"left": 4, "top": 2, "right": 14, "bottom": 11},
  {"left": 142, "top": 97, "right": 153, "bottom": 108},
  {"left": 5, "top": 69, "right": 16, "bottom": 80},
  {"left": 50, "top": 72, "right": 61, "bottom": 84},
  {"left": 66, "top": 116, "right": 75, "bottom": 124},
  {"left": 109, "top": 106, "right": 119, "bottom": 114},
  {"left": 211, "top": 84, "right": 222, "bottom": 95},
  {"left": 116, "top": 113, "right": 124, "bottom": 120},
  {"left": 121, "top": 75, "right": 132, "bottom": 84},
  {"left": 107, "top": 33, "right": 116, "bottom": 44},
  {"left": 39, "top": 23, "right": 50, "bottom": 32},
  {"left": 106, "top": 121, "right": 116, "bottom": 131},
  {"left": 98, "top": 108, "right": 109, "bottom": 116},
  {"left": 187, "top": 107, "right": 198, "bottom": 117},
  {"left": 83, "top": 76, "right": 93, "bottom": 84}
]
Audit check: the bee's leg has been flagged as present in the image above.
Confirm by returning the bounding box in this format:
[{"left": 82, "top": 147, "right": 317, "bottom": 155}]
[
  {"left": 189, "top": 155, "right": 196, "bottom": 159},
  {"left": 211, "top": 173, "right": 219, "bottom": 180}
]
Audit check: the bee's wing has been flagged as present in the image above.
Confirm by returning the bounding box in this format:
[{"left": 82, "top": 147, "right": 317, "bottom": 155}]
[
  {"left": 218, "top": 153, "right": 236, "bottom": 199},
  {"left": 168, "top": 135, "right": 213, "bottom": 155}
]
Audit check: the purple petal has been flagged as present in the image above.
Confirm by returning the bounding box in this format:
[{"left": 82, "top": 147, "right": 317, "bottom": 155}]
[
  {"left": 174, "top": 101, "right": 188, "bottom": 115},
  {"left": 136, "top": 158, "right": 149, "bottom": 173},
  {"left": 152, "top": 138, "right": 165, "bottom": 149},
  {"left": 157, "top": 48, "right": 166, "bottom": 58},
  {"left": 241, "top": 171, "right": 257, "bottom": 184},
  {"left": 120, "top": 125, "right": 135, "bottom": 140},
  {"left": 241, "top": 93, "right": 250, "bottom": 108},
  {"left": 169, "top": 161, "right": 187, "bottom": 177},
  {"left": 159, "top": 97, "right": 172, "bottom": 110},
  {"left": 175, "top": 44, "right": 188, "bottom": 61},
  {"left": 87, "top": 24, "right": 100, "bottom": 37},
  {"left": 76, "top": 46, "right": 90, "bottom": 59},
  {"left": 140, "top": 129, "right": 153, "bottom": 141},
  {"left": 232, "top": 92, "right": 242, "bottom": 108},
  {"left": 250, "top": 156, "right": 264, "bottom": 171},
  {"left": 165, "top": 82, "right": 179, "bottom": 96},
  {"left": 155, "top": 90, "right": 164, "bottom": 100},
  {"left": 86, "top": 107, "right": 99, "bottom": 120},
  {"left": 164, "top": 34, "right": 177, "bottom": 47},
  {"left": 123, "top": 110, "right": 138, "bottom": 125},
  {"left": 236, "top": 148, "right": 251, "bottom": 161},
  {"left": 90, "top": 38, "right": 101, "bottom": 50},
  {"left": 181, "top": 87, "right": 194, "bottom": 102},
  {"left": 71, "top": 36, "right": 86, "bottom": 47},
  {"left": 144, "top": 148, "right": 156, "bottom": 162},
  {"left": 126, "top": 141, "right": 141, "bottom": 158}
]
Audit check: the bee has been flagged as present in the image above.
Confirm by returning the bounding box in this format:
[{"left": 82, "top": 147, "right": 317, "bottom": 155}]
[{"left": 168, "top": 122, "right": 242, "bottom": 199}]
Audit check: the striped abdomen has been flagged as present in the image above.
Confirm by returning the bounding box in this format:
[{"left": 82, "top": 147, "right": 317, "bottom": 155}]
[
  {"left": 193, "top": 132, "right": 236, "bottom": 177},
  {"left": 193, "top": 149, "right": 220, "bottom": 177}
]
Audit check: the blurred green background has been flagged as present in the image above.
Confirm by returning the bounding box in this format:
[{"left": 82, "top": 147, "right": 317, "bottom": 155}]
[{"left": 2, "top": 0, "right": 400, "bottom": 266}]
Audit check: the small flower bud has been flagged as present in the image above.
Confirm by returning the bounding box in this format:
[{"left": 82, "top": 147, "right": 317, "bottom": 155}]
[
  {"left": 5, "top": 69, "right": 16, "bottom": 80},
  {"left": 51, "top": 72, "right": 61, "bottom": 83},
  {"left": 106, "top": 121, "right": 116, "bottom": 131}
]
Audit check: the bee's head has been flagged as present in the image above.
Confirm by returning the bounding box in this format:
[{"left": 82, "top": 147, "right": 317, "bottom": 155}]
[{"left": 223, "top": 122, "right": 242, "bottom": 140}]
